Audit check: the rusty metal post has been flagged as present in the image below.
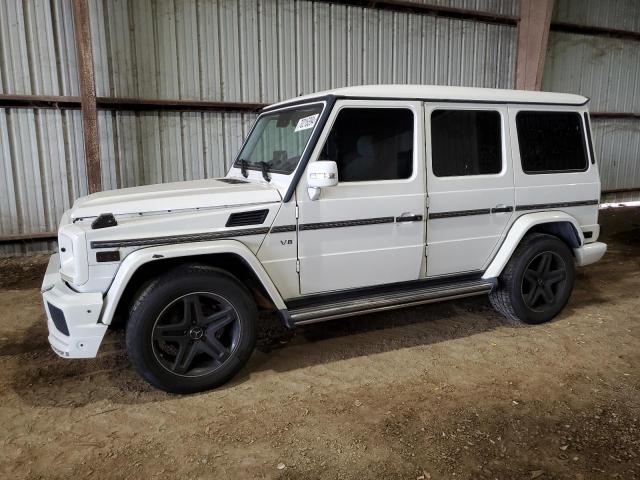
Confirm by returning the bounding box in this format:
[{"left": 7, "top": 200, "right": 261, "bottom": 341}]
[
  {"left": 71, "top": 0, "right": 101, "bottom": 193},
  {"left": 516, "top": 0, "right": 555, "bottom": 91}
]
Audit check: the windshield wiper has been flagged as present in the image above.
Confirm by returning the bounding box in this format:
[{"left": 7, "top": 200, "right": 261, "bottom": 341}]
[
  {"left": 238, "top": 159, "right": 248, "bottom": 178},
  {"left": 258, "top": 161, "right": 271, "bottom": 182}
]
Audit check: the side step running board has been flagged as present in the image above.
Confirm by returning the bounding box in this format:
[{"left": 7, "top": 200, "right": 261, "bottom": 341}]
[{"left": 288, "top": 279, "right": 495, "bottom": 326}]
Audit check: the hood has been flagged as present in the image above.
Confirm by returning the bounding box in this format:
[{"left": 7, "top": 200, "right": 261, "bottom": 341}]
[{"left": 70, "top": 178, "right": 281, "bottom": 220}]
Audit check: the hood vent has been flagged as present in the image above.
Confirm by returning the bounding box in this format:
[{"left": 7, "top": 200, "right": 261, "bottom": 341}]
[
  {"left": 218, "top": 178, "right": 248, "bottom": 184},
  {"left": 226, "top": 209, "right": 269, "bottom": 227}
]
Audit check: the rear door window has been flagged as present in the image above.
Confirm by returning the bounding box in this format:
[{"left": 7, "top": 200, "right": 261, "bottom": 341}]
[
  {"left": 516, "top": 111, "right": 588, "bottom": 174},
  {"left": 431, "top": 110, "right": 502, "bottom": 177}
]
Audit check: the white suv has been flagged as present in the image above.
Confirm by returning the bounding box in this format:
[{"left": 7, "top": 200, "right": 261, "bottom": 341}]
[{"left": 41, "top": 85, "right": 607, "bottom": 393}]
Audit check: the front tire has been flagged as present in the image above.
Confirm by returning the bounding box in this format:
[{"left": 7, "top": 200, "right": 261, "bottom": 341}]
[
  {"left": 126, "top": 265, "right": 257, "bottom": 393},
  {"left": 489, "top": 233, "right": 575, "bottom": 325}
]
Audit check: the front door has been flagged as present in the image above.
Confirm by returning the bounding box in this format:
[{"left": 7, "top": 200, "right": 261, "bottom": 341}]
[
  {"left": 425, "top": 104, "right": 515, "bottom": 277},
  {"left": 296, "top": 100, "right": 426, "bottom": 295}
]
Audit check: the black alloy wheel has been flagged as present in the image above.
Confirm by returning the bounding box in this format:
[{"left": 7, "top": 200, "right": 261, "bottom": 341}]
[
  {"left": 152, "top": 292, "right": 241, "bottom": 377},
  {"left": 520, "top": 251, "right": 567, "bottom": 312},
  {"left": 126, "top": 265, "right": 257, "bottom": 393},
  {"left": 489, "top": 233, "right": 575, "bottom": 325}
]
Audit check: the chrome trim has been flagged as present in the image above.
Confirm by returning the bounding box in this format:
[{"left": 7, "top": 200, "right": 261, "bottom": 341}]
[{"left": 290, "top": 279, "right": 494, "bottom": 325}]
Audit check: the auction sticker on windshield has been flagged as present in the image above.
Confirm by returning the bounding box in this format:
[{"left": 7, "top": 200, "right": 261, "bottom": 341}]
[{"left": 294, "top": 114, "right": 319, "bottom": 132}]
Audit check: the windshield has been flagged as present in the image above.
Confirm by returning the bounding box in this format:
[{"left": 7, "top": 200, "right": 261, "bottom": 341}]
[{"left": 234, "top": 103, "right": 324, "bottom": 175}]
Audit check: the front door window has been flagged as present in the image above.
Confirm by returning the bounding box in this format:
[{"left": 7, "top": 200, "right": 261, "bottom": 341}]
[{"left": 319, "top": 108, "right": 414, "bottom": 182}]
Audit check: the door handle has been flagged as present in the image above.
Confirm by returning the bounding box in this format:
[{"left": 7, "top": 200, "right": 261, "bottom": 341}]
[
  {"left": 491, "top": 205, "right": 514, "bottom": 214},
  {"left": 395, "top": 214, "right": 423, "bottom": 222}
]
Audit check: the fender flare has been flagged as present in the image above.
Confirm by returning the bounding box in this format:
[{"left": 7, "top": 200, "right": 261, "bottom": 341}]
[
  {"left": 99, "top": 239, "right": 286, "bottom": 325},
  {"left": 482, "top": 211, "right": 584, "bottom": 279}
]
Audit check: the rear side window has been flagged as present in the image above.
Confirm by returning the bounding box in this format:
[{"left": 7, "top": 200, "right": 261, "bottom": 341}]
[
  {"left": 431, "top": 110, "right": 502, "bottom": 177},
  {"left": 516, "top": 111, "right": 588, "bottom": 173},
  {"left": 320, "top": 108, "right": 414, "bottom": 182}
]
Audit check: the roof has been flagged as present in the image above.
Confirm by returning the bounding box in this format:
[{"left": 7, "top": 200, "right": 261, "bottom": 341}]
[{"left": 268, "top": 84, "right": 588, "bottom": 108}]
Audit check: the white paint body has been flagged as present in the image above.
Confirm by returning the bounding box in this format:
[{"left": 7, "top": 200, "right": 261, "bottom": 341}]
[{"left": 40, "top": 85, "right": 607, "bottom": 358}]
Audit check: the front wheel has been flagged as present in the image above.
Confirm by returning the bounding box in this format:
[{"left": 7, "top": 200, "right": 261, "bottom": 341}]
[
  {"left": 126, "top": 265, "right": 257, "bottom": 393},
  {"left": 490, "top": 233, "right": 575, "bottom": 325}
]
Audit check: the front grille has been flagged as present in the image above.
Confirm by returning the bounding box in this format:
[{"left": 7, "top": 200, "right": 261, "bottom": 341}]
[
  {"left": 226, "top": 209, "right": 269, "bottom": 227},
  {"left": 48, "top": 303, "right": 69, "bottom": 336}
]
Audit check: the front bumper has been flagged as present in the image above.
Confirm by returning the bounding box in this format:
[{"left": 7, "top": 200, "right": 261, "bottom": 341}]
[{"left": 41, "top": 254, "right": 107, "bottom": 358}]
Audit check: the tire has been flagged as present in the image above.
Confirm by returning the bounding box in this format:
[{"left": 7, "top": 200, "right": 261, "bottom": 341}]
[
  {"left": 489, "top": 233, "right": 575, "bottom": 325},
  {"left": 126, "top": 264, "right": 257, "bottom": 393}
]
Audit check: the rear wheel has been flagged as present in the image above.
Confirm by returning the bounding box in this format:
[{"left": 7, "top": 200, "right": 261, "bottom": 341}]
[
  {"left": 126, "top": 265, "right": 257, "bottom": 393},
  {"left": 489, "top": 233, "right": 575, "bottom": 324}
]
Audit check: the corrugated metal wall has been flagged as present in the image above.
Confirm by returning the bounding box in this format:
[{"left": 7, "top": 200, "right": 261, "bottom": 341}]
[
  {"left": 97, "top": 110, "right": 256, "bottom": 190},
  {"left": 592, "top": 118, "right": 640, "bottom": 194},
  {"left": 544, "top": 0, "right": 640, "bottom": 202},
  {"left": 90, "top": 0, "right": 517, "bottom": 102},
  {"left": 3, "top": 0, "right": 639, "bottom": 254},
  {"left": 409, "top": 0, "right": 518, "bottom": 16},
  {"left": 91, "top": 0, "right": 517, "bottom": 191},
  {"left": 553, "top": 0, "right": 640, "bottom": 33},
  {"left": 0, "top": 0, "right": 84, "bottom": 254},
  {"left": 1, "top": 0, "right": 519, "bottom": 253}
]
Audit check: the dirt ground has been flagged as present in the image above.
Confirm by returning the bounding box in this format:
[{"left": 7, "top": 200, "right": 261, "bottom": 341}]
[{"left": 0, "top": 207, "right": 638, "bottom": 480}]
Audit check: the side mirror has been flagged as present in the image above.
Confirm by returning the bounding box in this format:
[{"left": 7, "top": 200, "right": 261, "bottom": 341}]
[{"left": 306, "top": 161, "right": 338, "bottom": 200}]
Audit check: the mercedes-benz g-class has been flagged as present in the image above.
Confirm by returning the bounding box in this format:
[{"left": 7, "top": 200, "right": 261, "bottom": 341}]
[{"left": 41, "top": 85, "right": 607, "bottom": 393}]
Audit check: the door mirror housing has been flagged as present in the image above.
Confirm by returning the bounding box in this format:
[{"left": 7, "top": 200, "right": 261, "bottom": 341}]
[
  {"left": 306, "top": 161, "right": 338, "bottom": 200},
  {"left": 307, "top": 161, "right": 339, "bottom": 188}
]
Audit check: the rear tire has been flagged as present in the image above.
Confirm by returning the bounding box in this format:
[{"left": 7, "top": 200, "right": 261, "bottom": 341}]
[
  {"left": 126, "top": 265, "right": 257, "bottom": 393},
  {"left": 489, "top": 233, "right": 575, "bottom": 325}
]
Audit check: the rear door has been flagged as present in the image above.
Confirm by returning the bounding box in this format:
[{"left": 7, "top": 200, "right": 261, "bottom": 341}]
[
  {"left": 425, "top": 104, "right": 515, "bottom": 277},
  {"left": 509, "top": 106, "right": 600, "bottom": 230}
]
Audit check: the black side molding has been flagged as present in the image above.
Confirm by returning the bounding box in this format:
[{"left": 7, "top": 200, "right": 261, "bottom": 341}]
[
  {"left": 429, "top": 208, "right": 491, "bottom": 220},
  {"left": 395, "top": 214, "right": 423, "bottom": 222},
  {"left": 428, "top": 200, "right": 598, "bottom": 220},
  {"left": 90, "top": 226, "right": 270, "bottom": 249},
  {"left": 515, "top": 199, "right": 599, "bottom": 211},
  {"left": 299, "top": 216, "right": 395, "bottom": 231}
]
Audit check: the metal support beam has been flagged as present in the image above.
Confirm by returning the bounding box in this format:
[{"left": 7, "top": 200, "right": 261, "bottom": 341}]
[
  {"left": 515, "top": 0, "right": 554, "bottom": 91},
  {"left": 0, "top": 94, "right": 266, "bottom": 113},
  {"left": 71, "top": 0, "right": 101, "bottom": 193},
  {"left": 1, "top": 94, "right": 640, "bottom": 120},
  {"left": 98, "top": 97, "right": 266, "bottom": 112},
  {"left": 590, "top": 112, "right": 640, "bottom": 120},
  {"left": 551, "top": 21, "right": 640, "bottom": 42},
  {"left": 0, "top": 232, "right": 58, "bottom": 244},
  {"left": 311, "top": 0, "right": 518, "bottom": 26}
]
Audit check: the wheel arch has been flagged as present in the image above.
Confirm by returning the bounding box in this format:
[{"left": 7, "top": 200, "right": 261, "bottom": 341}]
[
  {"left": 483, "top": 212, "right": 584, "bottom": 279},
  {"left": 101, "top": 240, "right": 286, "bottom": 327}
]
